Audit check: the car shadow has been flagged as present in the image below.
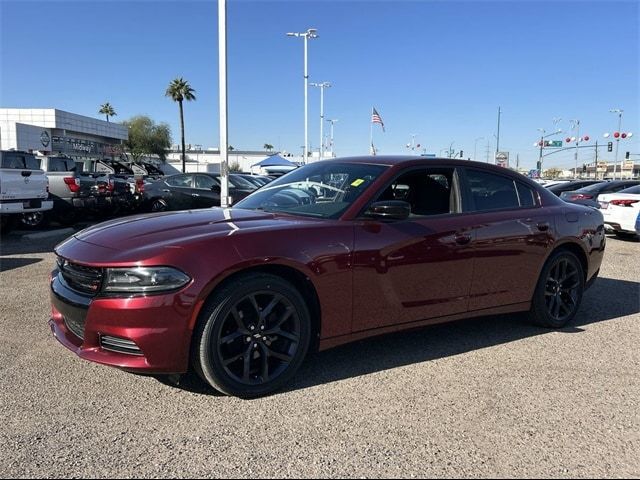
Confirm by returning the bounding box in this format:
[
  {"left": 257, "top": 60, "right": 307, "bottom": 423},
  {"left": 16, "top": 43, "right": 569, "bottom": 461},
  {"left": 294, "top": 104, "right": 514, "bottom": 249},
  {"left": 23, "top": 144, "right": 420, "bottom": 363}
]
[
  {"left": 159, "top": 276, "right": 639, "bottom": 397},
  {"left": 0, "top": 257, "right": 43, "bottom": 272}
]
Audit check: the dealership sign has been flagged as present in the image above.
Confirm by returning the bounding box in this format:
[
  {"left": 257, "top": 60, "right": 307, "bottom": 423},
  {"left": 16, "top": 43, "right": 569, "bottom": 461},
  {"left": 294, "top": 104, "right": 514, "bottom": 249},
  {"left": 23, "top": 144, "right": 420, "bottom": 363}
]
[
  {"left": 495, "top": 151, "right": 509, "bottom": 168},
  {"left": 40, "top": 131, "right": 50, "bottom": 147}
]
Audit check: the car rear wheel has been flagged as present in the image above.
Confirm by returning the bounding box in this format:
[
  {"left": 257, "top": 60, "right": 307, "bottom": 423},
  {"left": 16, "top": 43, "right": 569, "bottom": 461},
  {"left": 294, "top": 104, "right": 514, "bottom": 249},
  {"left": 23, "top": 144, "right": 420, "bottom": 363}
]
[
  {"left": 192, "top": 273, "right": 311, "bottom": 398},
  {"left": 151, "top": 198, "right": 168, "bottom": 212},
  {"left": 529, "top": 250, "right": 584, "bottom": 328},
  {"left": 20, "top": 211, "right": 50, "bottom": 230}
]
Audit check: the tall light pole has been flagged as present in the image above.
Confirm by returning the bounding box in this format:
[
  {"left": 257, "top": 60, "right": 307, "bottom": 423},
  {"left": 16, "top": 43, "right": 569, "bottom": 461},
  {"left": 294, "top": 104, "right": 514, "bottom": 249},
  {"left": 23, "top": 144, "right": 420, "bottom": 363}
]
[
  {"left": 535, "top": 127, "right": 563, "bottom": 176},
  {"left": 495, "top": 106, "right": 502, "bottom": 158},
  {"left": 474, "top": 137, "right": 484, "bottom": 162},
  {"left": 610, "top": 109, "right": 623, "bottom": 179},
  {"left": 326, "top": 118, "right": 338, "bottom": 156},
  {"left": 287, "top": 28, "right": 318, "bottom": 165},
  {"left": 309, "top": 81, "right": 331, "bottom": 160},
  {"left": 218, "top": 0, "right": 229, "bottom": 207}
]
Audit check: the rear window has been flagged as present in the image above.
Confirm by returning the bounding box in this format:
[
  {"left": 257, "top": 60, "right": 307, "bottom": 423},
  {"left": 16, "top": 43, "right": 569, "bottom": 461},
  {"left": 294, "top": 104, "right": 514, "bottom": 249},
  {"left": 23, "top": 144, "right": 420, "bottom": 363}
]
[
  {"left": 1, "top": 152, "right": 40, "bottom": 170},
  {"left": 48, "top": 157, "right": 76, "bottom": 172},
  {"left": 619, "top": 185, "right": 640, "bottom": 194}
]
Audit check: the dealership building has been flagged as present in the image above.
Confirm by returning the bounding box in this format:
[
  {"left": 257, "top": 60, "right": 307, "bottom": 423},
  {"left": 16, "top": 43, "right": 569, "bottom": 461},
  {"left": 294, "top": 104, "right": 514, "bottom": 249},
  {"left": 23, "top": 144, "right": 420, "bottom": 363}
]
[{"left": 0, "top": 108, "right": 128, "bottom": 160}]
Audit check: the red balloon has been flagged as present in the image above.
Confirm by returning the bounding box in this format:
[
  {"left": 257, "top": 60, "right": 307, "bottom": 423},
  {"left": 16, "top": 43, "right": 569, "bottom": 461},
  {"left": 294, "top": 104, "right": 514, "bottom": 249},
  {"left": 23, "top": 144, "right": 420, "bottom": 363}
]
[
  {"left": 614, "top": 131, "right": 620, "bottom": 138},
  {"left": 566, "top": 137, "right": 571, "bottom": 143},
  {"left": 621, "top": 133, "right": 627, "bottom": 139},
  {"left": 583, "top": 135, "right": 590, "bottom": 141},
  {"left": 538, "top": 141, "right": 543, "bottom": 147}
]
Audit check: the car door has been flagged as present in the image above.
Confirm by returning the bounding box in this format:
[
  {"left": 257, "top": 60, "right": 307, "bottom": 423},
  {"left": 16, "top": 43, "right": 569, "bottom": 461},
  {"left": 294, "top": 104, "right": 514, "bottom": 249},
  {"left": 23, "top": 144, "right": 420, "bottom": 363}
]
[
  {"left": 193, "top": 174, "right": 221, "bottom": 208},
  {"left": 163, "top": 174, "right": 195, "bottom": 210},
  {"left": 351, "top": 166, "right": 476, "bottom": 332},
  {"left": 461, "top": 167, "right": 553, "bottom": 311}
]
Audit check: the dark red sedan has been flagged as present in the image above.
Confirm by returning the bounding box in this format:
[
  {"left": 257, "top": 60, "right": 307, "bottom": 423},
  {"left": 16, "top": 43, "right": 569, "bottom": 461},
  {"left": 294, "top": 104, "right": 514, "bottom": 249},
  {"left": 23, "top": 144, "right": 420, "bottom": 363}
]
[{"left": 50, "top": 157, "right": 605, "bottom": 397}]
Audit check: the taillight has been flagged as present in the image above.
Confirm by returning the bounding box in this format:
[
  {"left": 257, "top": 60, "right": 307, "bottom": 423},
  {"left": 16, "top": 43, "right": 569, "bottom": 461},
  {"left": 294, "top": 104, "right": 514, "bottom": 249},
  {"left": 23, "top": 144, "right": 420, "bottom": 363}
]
[
  {"left": 611, "top": 199, "right": 639, "bottom": 207},
  {"left": 135, "top": 179, "right": 145, "bottom": 194},
  {"left": 570, "top": 193, "right": 593, "bottom": 200},
  {"left": 63, "top": 177, "right": 81, "bottom": 193},
  {"left": 107, "top": 179, "right": 115, "bottom": 193}
]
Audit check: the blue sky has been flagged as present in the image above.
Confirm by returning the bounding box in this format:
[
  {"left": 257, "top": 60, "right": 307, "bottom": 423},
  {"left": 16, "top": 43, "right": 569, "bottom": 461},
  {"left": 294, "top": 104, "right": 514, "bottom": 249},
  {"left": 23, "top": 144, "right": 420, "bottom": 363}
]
[{"left": 1, "top": 0, "right": 638, "bottom": 170}]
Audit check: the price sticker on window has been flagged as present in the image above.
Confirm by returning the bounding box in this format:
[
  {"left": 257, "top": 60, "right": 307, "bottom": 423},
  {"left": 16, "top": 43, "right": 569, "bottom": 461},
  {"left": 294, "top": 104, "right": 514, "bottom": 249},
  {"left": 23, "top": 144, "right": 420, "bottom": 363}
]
[{"left": 351, "top": 179, "right": 365, "bottom": 187}]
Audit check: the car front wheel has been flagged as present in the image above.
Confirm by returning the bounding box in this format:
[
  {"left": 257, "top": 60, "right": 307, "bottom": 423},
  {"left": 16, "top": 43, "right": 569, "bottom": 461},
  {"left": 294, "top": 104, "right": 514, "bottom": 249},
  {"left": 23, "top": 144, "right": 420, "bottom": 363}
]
[
  {"left": 192, "top": 273, "right": 311, "bottom": 398},
  {"left": 529, "top": 250, "right": 584, "bottom": 328}
]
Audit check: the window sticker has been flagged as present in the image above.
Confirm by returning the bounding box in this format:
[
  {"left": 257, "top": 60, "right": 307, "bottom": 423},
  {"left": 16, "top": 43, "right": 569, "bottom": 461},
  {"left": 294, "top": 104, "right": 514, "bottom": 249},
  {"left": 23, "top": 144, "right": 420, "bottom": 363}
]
[{"left": 351, "top": 179, "right": 365, "bottom": 187}]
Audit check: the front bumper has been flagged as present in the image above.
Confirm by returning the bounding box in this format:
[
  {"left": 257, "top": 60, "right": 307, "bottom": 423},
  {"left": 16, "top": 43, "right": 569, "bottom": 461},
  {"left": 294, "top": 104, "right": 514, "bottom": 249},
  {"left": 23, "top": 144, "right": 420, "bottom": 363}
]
[{"left": 49, "top": 272, "right": 194, "bottom": 374}]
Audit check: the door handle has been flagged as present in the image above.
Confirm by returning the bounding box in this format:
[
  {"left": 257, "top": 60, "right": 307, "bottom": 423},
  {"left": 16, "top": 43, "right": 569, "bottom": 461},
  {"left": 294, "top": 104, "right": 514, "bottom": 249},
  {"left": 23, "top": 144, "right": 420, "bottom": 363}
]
[
  {"left": 162, "top": 189, "right": 170, "bottom": 192},
  {"left": 536, "top": 222, "right": 550, "bottom": 232},
  {"left": 192, "top": 193, "right": 200, "bottom": 197},
  {"left": 454, "top": 233, "right": 472, "bottom": 245}
]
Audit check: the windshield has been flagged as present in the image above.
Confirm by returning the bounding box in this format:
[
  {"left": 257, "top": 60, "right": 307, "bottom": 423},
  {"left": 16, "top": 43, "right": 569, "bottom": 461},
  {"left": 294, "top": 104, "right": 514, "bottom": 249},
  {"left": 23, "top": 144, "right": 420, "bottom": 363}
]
[
  {"left": 234, "top": 162, "right": 387, "bottom": 218},
  {"left": 619, "top": 185, "right": 640, "bottom": 194}
]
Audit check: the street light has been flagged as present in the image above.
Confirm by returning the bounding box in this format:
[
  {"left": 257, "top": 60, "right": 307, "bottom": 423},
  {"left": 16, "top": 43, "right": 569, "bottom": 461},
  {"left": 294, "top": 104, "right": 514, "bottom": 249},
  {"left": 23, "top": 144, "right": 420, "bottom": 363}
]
[
  {"left": 473, "top": 137, "right": 484, "bottom": 162},
  {"left": 326, "top": 119, "right": 338, "bottom": 156},
  {"left": 535, "top": 127, "right": 563, "bottom": 176},
  {"left": 309, "top": 81, "right": 331, "bottom": 160},
  {"left": 568, "top": 119, "right": 590, "bottom": 178},
  {"left": 287, "top": 28, "right": 319, "bottom": 165},
  {"left": 608, "top": 109, "right": 624, "bottom": 179}
]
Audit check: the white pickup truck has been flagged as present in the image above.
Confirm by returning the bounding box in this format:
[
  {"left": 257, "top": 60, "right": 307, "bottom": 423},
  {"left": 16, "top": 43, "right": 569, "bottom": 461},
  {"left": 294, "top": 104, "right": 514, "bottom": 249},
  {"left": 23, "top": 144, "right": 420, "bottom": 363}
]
[{"left": 1, "top": 150, "right": 53, "bottom": 234}]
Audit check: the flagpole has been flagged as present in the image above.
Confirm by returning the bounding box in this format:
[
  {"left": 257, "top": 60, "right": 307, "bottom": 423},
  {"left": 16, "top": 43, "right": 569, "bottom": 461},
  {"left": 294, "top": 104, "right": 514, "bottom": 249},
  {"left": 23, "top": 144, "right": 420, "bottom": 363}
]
[{"left": 370, "top": 107, "right": 374, "bottom": 155}]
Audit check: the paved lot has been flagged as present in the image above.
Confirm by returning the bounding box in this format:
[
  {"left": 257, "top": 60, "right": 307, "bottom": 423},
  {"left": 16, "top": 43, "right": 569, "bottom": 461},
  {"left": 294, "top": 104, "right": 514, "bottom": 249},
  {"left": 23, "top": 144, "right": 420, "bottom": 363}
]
[{"left": 1, "top": 232, "right": 638, "bottom": 478}]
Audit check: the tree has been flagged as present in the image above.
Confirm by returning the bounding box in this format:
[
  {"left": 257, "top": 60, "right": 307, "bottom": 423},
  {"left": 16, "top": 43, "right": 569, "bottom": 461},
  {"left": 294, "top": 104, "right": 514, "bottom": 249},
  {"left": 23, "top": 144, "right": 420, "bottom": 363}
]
[
  {"left": 122, "top": 116, "right": 172, "bottom": 162},
  {"left": 165, "top": 77, "right": 196, "bottom": 173},
  {"left": 99, "top": 102, "right": 117, "bottom": 122},
  {"left": 263, "top": 143, "right": 274, "bottom": 151},
  {"left": 543, "top": 168, "right": 563, "bottom": 179},
  {"left": 229, "top": 161, "right": 242, "bottom": 172}
]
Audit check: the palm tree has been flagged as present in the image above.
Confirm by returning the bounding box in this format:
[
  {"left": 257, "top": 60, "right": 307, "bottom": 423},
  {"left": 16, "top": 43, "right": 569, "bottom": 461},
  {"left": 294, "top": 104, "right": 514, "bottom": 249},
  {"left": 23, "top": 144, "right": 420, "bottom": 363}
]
[
  {"left": 165, "top": 77, "right": 196, "bottom": 173},
  {"left": 99, "top": 102, "right": 116, "bottom": 122},
  {"left": 263, "top": 143, "right": 274, "bottom": 152}
]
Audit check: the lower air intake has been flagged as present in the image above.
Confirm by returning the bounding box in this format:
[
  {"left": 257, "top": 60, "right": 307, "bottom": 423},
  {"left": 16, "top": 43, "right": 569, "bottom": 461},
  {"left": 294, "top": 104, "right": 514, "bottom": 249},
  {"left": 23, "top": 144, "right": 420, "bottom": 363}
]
[{"left": 100, "top": 336, "right": 143, "bottom": 356}]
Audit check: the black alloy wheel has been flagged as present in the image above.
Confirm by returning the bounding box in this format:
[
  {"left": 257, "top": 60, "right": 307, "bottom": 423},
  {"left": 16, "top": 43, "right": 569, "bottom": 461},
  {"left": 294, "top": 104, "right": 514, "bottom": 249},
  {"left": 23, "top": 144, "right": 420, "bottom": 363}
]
[
  {"left": 193, "top": 273, "right": 311, "bottom": 398},
  {"left": 151, "top": 199, "right": 168, "bottom": 212},
  {"left": 20, "top": 211, "right": 49, "bottom": 229},
  {"left": 529, "top": 250, "right": 584, "bottom": 328}
]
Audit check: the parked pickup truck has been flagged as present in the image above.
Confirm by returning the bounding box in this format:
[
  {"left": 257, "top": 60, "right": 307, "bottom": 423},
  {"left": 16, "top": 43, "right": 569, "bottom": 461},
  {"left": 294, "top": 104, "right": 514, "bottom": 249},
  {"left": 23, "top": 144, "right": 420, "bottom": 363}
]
[
  {"left": 0, "top": 150, "right": 53, "bottom": 234},
  {"left": 25, "top": 155, "right": 112, "bottom": 227}
]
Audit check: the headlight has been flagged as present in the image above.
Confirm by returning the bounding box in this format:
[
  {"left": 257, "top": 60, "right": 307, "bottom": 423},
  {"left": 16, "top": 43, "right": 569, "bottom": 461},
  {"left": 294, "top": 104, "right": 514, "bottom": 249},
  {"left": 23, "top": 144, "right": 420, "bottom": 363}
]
[{"left": 103, "top": 266, "right": 191, "bottom": 294}]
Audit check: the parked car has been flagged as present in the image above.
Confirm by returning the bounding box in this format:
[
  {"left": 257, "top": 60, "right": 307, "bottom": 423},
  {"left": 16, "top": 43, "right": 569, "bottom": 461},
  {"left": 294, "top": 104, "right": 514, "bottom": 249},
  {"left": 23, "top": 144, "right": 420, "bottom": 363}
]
[
  {"left": 141, "top": 173, "right": 254, "bottom": 212},
  {"left": 237, "top": 174, "right": 272, "bottom": 188},
  {"left": 84, "top": 159, "right": 139, "bottom": 214},
  {"left": 546, "top": 180, "right": 602, "bottom": 197},
  {"left": 24, "top": 155, "right": 111, "bottom": 227},
  {"left": 50, "top": 157, "right": 605, "bottom": 398},
  {"left": 0, "top": 150, "right": 53, "bottom": 233},
  {"left": 560, "top": 180, "right": 640, "bottom": 208},
  {"left": 598, "top": 184, "right": 640, "bottom": 237}
]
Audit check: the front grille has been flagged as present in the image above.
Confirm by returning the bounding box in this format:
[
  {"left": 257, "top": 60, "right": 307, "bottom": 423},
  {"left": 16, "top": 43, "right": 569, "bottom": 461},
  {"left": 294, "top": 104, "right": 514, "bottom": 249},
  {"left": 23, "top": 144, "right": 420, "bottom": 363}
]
[
  {"left": 100, "top": 336, "right": 143, "bottom": 356},
  {"left": 57, "top": 257, "right": 103, "bottom": 295}
]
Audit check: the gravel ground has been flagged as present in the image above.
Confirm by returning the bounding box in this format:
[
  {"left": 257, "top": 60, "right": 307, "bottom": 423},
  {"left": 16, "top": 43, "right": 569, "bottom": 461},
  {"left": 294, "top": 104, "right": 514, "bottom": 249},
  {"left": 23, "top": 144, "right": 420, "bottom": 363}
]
[{"left": 0, "top": 232, "right": 638, "bottom": 478}]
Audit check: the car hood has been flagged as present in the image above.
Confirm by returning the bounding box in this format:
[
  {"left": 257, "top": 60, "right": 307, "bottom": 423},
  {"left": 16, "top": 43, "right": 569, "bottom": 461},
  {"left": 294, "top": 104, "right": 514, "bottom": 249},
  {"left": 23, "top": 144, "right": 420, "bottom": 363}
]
[{"left": 61, "top": 208, "right": 316, "bottom": 262}]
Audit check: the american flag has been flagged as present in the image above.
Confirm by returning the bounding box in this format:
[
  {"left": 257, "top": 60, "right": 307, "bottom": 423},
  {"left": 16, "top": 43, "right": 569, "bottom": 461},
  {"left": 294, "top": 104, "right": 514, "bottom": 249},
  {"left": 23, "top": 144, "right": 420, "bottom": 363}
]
[{"left": 371, "top": 107, "right": 385, "bottom": 132}]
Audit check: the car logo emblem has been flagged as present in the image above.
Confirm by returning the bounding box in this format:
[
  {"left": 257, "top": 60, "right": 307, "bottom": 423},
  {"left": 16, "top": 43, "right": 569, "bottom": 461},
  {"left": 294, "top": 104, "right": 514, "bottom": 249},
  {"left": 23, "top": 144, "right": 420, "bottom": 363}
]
[
  {"left": 24, "top": 177, "right": 30, "bottom": 184},
  {"left": 40, "top": 131, "right": 51, "bottom": 147}
]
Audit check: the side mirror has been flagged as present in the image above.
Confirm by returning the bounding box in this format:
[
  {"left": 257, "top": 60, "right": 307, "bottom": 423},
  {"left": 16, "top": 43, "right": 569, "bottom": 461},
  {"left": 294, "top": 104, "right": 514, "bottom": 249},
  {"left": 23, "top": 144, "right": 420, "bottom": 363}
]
[{"left": 365, "top": 200, "right": 411, "bottom": 221}]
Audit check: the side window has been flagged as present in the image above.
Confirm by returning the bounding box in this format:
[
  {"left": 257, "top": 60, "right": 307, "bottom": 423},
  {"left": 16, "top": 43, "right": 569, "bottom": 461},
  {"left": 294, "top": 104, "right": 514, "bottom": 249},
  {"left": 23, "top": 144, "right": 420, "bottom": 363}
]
[
  {"left": 48, "top": 158, "right": 66, "bottom": 172},
  {"left": 195, "top": 175, "right": 217, "bottom": 190},
  {"left": 516, "top": 182, "right": 537, "bottom": 208},
  {"left": 166, "top": 174, "right": 192, "bottom": 187},
  {"left": 465, "top": 169, "right": 520, "bottom": 211},
  {"left": 375, "top": 168, "right": 457, "bottom": 216}
]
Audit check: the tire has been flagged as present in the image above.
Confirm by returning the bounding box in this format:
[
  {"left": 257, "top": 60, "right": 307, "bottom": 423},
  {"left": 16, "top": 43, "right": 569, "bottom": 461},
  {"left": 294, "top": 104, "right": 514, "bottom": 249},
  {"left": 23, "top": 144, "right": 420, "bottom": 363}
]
[
  {"left": 192, "top": 273, "right": 311, "bottom": 398},
  {"left": 19, "top": 211, "right": 50, "bottom": 230},
  {"left": 528, "top": 250, "right": 585, "bottom": 328},
  {"left": 151, "top": 198, "right": 168, "bottom": 212}
]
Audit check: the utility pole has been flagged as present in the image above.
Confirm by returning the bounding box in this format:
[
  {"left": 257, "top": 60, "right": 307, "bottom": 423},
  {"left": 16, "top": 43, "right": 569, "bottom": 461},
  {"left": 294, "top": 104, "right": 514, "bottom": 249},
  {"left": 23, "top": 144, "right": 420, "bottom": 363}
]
[
  {"left": 218, "top": 0, "right": 229, "bottom": 207},
  {"left": 485, "top": 141, "right": 491, "bottom": 163}
]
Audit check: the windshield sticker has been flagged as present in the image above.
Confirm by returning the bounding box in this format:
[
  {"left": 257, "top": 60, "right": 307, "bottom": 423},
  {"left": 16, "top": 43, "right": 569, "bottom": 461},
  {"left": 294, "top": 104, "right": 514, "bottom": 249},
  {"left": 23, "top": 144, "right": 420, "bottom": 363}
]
[{"left": 351, "top": 179, "right": 365, "bottom": 187}]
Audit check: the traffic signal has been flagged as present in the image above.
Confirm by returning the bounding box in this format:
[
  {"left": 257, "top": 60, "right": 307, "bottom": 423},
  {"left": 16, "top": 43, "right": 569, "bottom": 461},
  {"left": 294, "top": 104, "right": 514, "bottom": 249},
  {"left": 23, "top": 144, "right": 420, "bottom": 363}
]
[
  {"left": 607, "top": 142, "right": 613, "bottom": 152},
  {"left": 582, "top": 164, "right": 587, "bottom": 173},
  {"left": 460, "top": 150, "right": 463, "bottom": 158},
  {"left": 536, "top": 161, "right": 541, "bottom": 171},
  {"left": 626, "top": 151, "right": 630, "bottom": 159}
]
